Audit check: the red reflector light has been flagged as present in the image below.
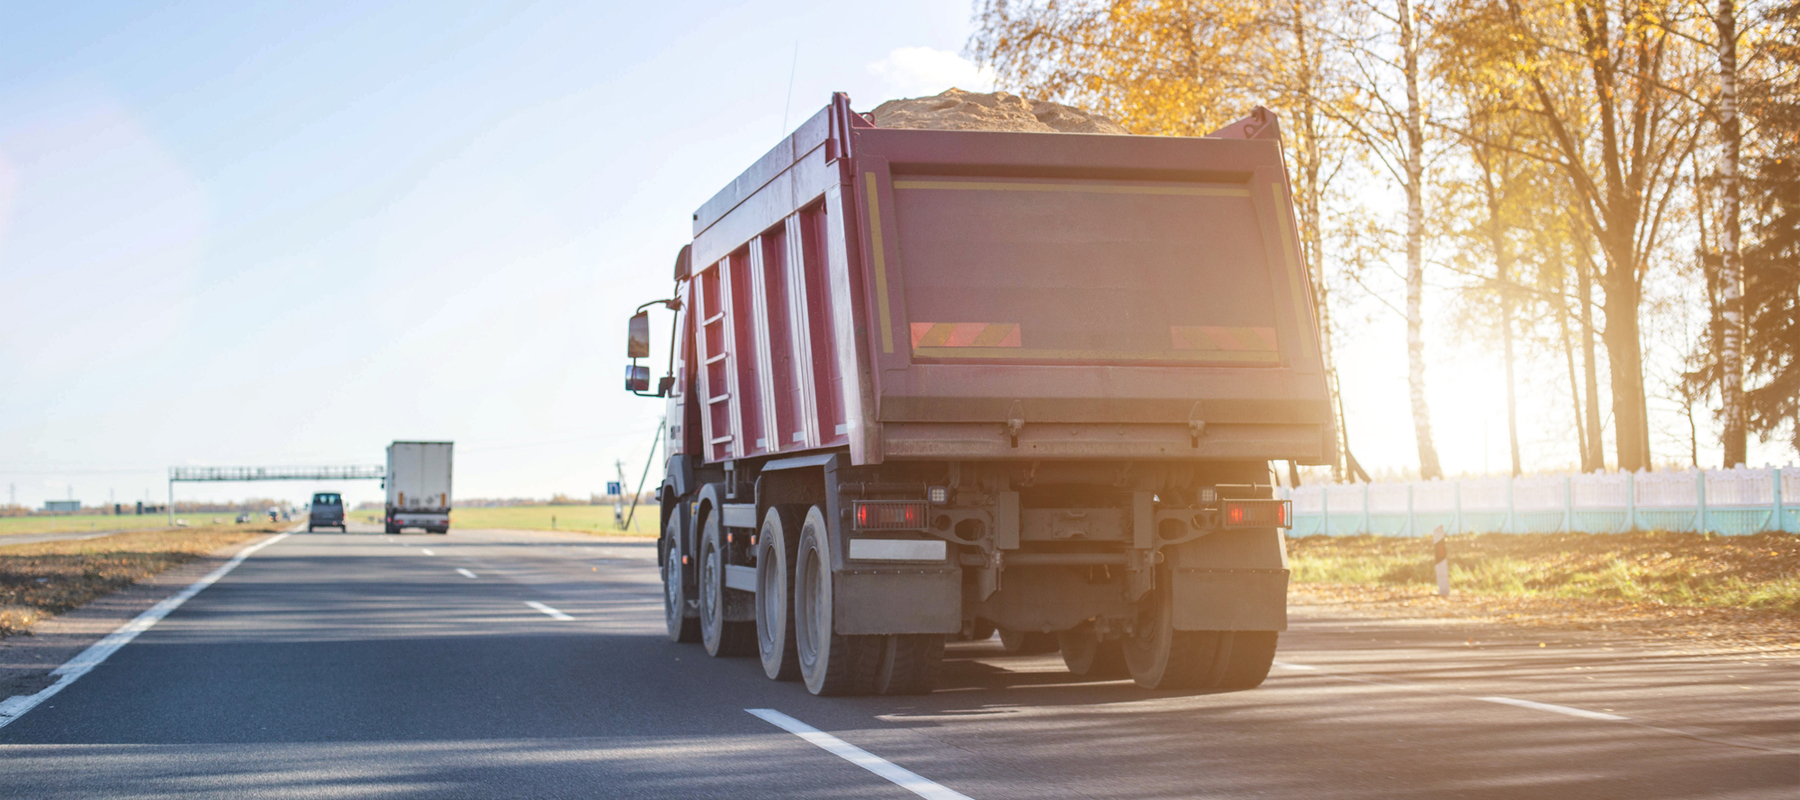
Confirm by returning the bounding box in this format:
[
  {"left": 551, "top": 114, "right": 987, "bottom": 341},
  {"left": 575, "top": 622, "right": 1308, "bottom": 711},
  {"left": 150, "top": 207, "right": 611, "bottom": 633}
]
[
  {"left": 1221, "top": 499, "right": 1292, "bottom": 529},
  {"left": 853, "top": 501, "right": 928, "bottom": 530}
]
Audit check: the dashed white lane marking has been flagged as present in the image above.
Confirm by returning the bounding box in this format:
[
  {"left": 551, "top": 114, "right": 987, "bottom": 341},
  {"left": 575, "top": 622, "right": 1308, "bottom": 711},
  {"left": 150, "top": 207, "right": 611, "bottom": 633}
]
[
  {"left": 747, "top": 708, "right": 973, "bottom": 800},
  {"left": 0, "top": 532, "right": 293, "bottom": 729},
  {"left": 1477, "top": 696, "right": 1628, "bottom": 721},
  {"left": 1275, "top": 661, "right": 1626, "bottom": 720},
  {"left": 525, "top": 601, "right": 573, "bottom": 621},
  {"left": 1273, "top": 660, "right": 1792, "bottom": 753},
  {"left": 455, "top": 568, "right": 478, "bottom": 579},
  {"left": 421, "top": 549, "right": 435, "bottom": 556}
]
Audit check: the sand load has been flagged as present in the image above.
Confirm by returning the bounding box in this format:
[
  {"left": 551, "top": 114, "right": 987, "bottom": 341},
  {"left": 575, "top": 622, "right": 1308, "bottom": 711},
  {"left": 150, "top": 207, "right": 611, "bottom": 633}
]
[{"left": 868, "top": 88, "right": 1130, "bottom": 135}]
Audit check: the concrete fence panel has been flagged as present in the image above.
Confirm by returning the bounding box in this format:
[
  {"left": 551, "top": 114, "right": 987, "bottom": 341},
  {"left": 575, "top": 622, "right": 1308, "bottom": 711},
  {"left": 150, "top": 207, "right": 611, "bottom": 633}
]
[{"left": 1283, "top": 465, "right": 1794, "bottom": 537}]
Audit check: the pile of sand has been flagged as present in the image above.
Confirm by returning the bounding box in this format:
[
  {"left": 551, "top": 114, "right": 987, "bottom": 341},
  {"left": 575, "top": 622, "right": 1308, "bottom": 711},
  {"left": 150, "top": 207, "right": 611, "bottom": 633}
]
[{"left": 868, "top": 88, "right": 1130, "bottom": 135}]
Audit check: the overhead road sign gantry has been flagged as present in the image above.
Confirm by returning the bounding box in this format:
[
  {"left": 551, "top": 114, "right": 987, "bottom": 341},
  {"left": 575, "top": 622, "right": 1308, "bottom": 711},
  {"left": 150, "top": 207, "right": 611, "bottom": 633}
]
[{"left": 167, "top": 465, "right": 386, "bottom": 524}]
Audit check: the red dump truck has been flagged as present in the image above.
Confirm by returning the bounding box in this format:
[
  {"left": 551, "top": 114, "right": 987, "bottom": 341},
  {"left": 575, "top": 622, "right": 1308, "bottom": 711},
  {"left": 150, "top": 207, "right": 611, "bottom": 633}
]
[{"left": 623, "top": 93, "right": 1333, "bottom": 696}]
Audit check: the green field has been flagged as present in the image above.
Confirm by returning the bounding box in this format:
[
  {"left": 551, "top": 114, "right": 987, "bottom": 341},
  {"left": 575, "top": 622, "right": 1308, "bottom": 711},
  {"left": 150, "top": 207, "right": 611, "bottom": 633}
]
[
  {"left": 351, "top": 505, "right": 656, "bottom": 535},
  {"left": 0, "top": 513, "right": 268, "bottom": 537}
]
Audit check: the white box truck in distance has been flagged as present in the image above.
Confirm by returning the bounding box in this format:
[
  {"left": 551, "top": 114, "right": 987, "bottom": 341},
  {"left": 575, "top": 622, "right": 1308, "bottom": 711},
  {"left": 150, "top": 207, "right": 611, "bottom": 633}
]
[{"left": 386, "top": 441, "right": 453, "bottom": 534}]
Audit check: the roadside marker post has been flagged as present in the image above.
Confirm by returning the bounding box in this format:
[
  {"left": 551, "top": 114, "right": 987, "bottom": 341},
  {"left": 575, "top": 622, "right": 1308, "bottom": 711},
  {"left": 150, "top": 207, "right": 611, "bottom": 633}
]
[{"left": 1432, "top": 525, "right": 1450, "bottom": 597}]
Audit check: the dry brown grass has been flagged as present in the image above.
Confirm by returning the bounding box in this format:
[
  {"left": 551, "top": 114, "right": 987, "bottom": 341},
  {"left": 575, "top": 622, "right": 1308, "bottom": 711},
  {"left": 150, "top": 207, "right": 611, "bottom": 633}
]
[
  {"left": 1287, "top": 530, "right": 1800, "bottom": 650},
  {"left": 0, "top": 525, "right": 278, "bottom": 638}
]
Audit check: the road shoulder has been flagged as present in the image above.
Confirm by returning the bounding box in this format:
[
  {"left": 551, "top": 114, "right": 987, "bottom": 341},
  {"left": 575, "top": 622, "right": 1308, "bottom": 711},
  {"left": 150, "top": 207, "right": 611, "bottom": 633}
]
[{"left": 0, "top": 531, "right": 286, "bottom": 698}]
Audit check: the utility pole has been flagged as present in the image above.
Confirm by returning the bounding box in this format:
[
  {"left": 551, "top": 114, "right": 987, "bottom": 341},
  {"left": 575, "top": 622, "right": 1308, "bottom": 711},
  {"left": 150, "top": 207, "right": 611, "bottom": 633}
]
[{"left": 614, "top": 459, "right": 628, "bottom": 529}]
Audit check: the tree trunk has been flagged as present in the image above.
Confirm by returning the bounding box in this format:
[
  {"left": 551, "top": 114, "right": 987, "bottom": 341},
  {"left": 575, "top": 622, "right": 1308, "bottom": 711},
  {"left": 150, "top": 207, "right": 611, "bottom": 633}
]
[
  {"left": 1601, "top": 258, "right": 1651, "bottom": 471},
  {"left": 1716, "top": 0, "right": 1746, "bottom": 467},
  {"left": 1480, "top": 149, "right": 1521, "bottom": 476},
  {"left": 1575, "top": 233, "right": 1605, "bottom": 471},
  {"left": 1400, "top": 0, "right": 1442, "bottom": 479},
  {"left": 1559, "top": 295, "right": 1587, "bottom": 468},
  {"left": 1502, "top": 297, "right": 1521, "bottom": 476}
]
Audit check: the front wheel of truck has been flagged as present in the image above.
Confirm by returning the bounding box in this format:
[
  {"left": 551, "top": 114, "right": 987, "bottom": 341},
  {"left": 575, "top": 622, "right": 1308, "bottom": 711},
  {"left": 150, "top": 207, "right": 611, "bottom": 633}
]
[
  {"left": 756, "top": 505, "right": 804, "bottom": 681},
  {"left": 795, "top": 505, "right": 879, "bottom": 696}
]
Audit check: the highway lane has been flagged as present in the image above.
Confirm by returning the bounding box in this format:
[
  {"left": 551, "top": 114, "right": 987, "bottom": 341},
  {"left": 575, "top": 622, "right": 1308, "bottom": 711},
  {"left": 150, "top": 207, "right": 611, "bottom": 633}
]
[{"left": 1, "top": 525, "right": 1793, "bottom": 799}]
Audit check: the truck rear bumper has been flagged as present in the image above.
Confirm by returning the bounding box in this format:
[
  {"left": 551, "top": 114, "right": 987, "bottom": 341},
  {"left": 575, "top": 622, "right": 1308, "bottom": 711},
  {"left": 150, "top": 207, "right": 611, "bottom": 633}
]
[{"left": 392, "top": 512, "right": 450, "bottom": 527}]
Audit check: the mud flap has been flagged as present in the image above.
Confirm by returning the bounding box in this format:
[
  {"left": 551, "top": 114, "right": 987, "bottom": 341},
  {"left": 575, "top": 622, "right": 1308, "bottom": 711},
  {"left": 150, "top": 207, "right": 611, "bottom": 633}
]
[
  {"left": 832, "top": 570, "right": 962, "bottom": 635},
  {"left": 1169, "top": 568, "right": 1288, "bottom": 631}
]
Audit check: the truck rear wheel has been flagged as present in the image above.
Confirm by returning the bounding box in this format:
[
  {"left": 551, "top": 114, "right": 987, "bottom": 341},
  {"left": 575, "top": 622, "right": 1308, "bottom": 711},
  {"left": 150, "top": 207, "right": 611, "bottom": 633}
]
[
  {"left": 1122, "top": 578, "right": 1221, "bottom": 690},
  {"left": 1058, "top": 625, "right": 1127, "bottom": 680},
  {"left": 795, "top": 505, "right": 879, "bottom": 696},
  {"left": 756, "top": 505, "right": 804, "bottom": 681},
  {"left": 1211, "top": 631, "right": 1278, "bottom": 690},
  {"left": 699, "top": 510, "right": 756, "bottom": 657},
  {"left": 872, "top": 634, "right": 943, "bottom": 695},
  {"left": 663, "top": 537, "right": 700, "bottom": 643},
  {"left": 999, "top": 628, "right": 1058, "bottom": 655}
]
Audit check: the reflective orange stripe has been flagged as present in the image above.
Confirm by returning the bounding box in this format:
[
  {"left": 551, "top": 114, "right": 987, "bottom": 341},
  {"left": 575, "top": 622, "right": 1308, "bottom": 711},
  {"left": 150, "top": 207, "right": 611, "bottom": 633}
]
[
  {"left": 1170, "top": 326, "right": 1278, "bottom": 352},
  {"left": 910, "top": 323, "right": 1022, "bottom": 348}
]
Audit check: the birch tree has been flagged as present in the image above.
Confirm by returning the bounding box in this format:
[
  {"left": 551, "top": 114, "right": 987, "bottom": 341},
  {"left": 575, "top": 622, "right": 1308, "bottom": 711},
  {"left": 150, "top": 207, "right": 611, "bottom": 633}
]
[{"left": 1713, "top": 0, "right": 1748, "bottom": 466}]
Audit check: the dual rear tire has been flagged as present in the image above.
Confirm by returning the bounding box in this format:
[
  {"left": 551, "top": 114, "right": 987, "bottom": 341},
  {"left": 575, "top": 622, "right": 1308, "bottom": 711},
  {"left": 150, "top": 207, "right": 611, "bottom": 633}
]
[
  {"left": 1121, "top": 575, "right": 1278, "bottom": 690},
  {"left": 788, "top": 506, "right": 941, "bottom": 695}
]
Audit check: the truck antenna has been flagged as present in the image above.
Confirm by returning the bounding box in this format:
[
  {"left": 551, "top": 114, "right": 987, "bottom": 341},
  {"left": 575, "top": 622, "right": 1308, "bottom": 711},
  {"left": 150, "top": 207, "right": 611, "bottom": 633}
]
[{"left": 781, "top": 41, "right": 799, "bottom": 137}]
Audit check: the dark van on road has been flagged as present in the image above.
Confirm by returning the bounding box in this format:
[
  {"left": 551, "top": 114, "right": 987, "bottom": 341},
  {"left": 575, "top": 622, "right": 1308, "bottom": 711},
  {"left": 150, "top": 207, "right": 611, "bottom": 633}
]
[{"left": 308, "top": 492, "right": 346, "bottom": 531}]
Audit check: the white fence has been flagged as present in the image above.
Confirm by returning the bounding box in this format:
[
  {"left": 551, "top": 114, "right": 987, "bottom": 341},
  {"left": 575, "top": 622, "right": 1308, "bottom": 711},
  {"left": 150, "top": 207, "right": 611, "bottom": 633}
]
[{"left": 1282, "top": 465, "right": 1798, "bottom": 537}]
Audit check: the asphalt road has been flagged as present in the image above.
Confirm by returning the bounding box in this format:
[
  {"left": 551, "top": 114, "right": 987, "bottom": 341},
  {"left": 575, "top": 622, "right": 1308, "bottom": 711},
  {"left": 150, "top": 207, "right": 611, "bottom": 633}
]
[{"left": 1, "top": 525, "right": 1793, "bottom": 799}]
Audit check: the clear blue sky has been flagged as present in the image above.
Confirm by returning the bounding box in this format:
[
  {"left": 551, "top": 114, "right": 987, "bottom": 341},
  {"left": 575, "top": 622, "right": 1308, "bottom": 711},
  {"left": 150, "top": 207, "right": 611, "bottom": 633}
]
[{"left": 0, "top": 0, "right": 995, "bottom": 508}]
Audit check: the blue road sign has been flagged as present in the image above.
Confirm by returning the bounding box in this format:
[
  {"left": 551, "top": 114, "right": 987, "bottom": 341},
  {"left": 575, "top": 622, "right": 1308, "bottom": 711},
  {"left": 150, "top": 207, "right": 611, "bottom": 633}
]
[{"left": 606, "top": 481, "right": 623, "bottom": 495}]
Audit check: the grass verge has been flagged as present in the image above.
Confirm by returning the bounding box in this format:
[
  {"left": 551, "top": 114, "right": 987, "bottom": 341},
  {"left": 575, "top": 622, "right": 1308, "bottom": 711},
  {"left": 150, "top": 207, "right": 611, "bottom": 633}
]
[
  {"left": 350, "top": 505, "right": 656, "bottom": 535},
  {"left": 1287, "top": 530, "right": 1799, "bottom": 649},
  {"left": 0, "top": 525, "right": 279, "bottom": 638},
  {"left": 0, "top": 514, "right": 197, "bottom": 537}
]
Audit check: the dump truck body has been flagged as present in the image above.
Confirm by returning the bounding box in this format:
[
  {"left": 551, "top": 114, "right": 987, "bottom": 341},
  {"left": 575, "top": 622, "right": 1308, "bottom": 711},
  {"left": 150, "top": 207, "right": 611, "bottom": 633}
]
[
  {"left": 385, "top": 441, "right": 453, "bottom": 534},
  {"left": 631, "top": 94, "right": 1330, "bottom": 695}
]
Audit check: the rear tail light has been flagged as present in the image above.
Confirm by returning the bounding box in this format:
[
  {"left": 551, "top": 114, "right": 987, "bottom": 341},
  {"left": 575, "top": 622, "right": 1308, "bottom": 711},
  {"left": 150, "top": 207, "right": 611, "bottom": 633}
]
[
  {"left": 853, "top": 501, "right": 928, "bottom": 530},
  {"left": 1222, "top": 499, "right": 1291, "bottom": 529}
]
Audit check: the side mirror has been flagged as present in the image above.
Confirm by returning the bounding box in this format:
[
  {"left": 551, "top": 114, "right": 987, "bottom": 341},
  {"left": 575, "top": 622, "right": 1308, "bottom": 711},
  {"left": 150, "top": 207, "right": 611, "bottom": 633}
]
[
  {"left": 627, "top": 311, "right": 651, "bottom": 359},
  {"left": 625, "top": 364, "right": 651, "bottom": 393}
]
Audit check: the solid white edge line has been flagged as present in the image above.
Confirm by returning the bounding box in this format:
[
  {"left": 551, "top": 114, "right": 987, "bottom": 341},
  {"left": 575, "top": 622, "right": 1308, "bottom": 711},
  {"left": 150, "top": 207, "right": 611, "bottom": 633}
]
[
  {"left": 525, "top": 601, "right": 573, "bottom": 621},
  {"left": 0, "top": 531, "right": 293, "bottom": 729},
  {"left": 747, "top": 708, "right": 973, "bottom": 800},
  {"left": 455, "top": 568, "right": 478, "bottom": 579},
  {"left": 1477, "top": 696, "right": 1629, "bottom": 721}
]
